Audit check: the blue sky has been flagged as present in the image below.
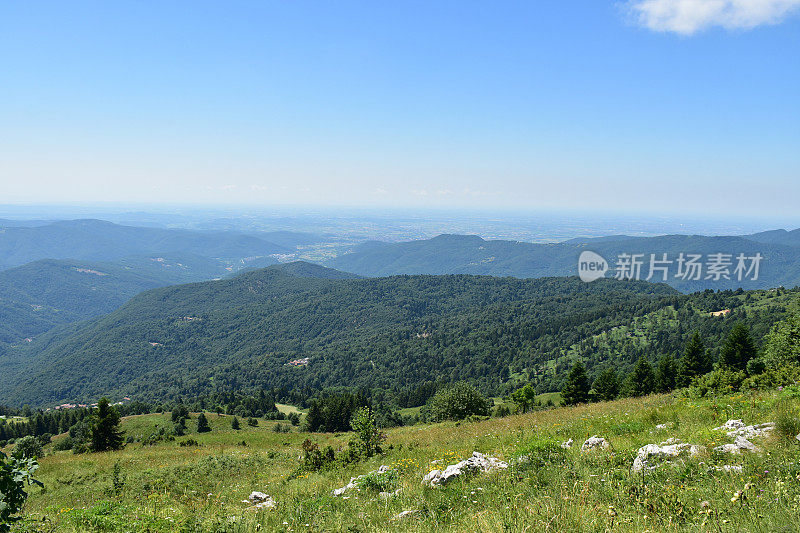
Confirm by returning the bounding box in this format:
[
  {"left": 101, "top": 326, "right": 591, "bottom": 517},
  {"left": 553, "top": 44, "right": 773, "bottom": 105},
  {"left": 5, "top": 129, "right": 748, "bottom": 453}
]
[{"left": 1, "top": 1, "right": 798, "bottom": 216}]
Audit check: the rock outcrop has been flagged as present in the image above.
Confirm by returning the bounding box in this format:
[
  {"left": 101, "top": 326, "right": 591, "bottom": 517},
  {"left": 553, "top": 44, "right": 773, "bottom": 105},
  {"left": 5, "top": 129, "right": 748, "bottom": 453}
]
[
  {"left": 632, "top": 439, "right": 704, "bottom": 472},
  {"left": 244, "top": 491, "right": 276, "bottom": 509},
  {"left": 332, "top": 465, "right": 392, "bottom": 496},
  {"left": 581, "top": 436, "right": 610, "bottom": 452},
  {"left": 421, "top": 452, "right": 508, "bottom": 487}
]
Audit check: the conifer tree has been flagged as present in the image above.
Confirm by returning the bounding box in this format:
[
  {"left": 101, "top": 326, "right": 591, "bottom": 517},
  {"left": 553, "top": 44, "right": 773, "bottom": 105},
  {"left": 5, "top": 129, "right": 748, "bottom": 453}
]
[
  {"left": 677, "top": 332, "right": 712, "bottom": 387},
  {"left": 655, "top": 355, "right": 677, "bottom": 393},
  {"left": 562, "top": 361, "right": 590, "bottom": 405},
  {"left": 720, "top": 323, "right": 756, "bottom": 371},
  {"left": 627, "top": 356, "right": 655, "bottom": 397},
  {"left": 592, "top": 367, "right": 619, "bottom": 402},
  {"left": 90, "top": 398, "right": 124, "bottom": 452},
  {"left": 196, "top": 413, "right": 211, "bottom": 433},
  {"left": 231, "top": 416, "right": 240, "bottom": 430}
]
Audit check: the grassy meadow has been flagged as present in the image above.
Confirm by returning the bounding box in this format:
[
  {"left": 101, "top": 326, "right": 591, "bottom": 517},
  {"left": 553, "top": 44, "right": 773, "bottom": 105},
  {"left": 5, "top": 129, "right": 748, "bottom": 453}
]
[{"left": 10, "top": 389, "right": 800, "bottom": 532}]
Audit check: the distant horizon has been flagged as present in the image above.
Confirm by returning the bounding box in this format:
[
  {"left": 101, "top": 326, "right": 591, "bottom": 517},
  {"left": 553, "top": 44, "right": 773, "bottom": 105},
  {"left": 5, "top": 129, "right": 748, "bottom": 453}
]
[{"left": 3, "top": 2, "right": 798, "bottom": 217}]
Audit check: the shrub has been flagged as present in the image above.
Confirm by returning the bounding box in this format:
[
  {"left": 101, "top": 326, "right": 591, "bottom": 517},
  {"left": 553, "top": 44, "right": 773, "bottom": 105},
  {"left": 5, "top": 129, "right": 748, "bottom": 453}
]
[
  {"left": 179, "top": 438, "right": 200, "bottom": 447},
  {"left": 774, "top": 402, "right": 800, "bottom": 442},
  {"left": 688, "top": 367, "right": 746, "bottom": 397},
  {"left": 350, "top": 407, "right": 386, "bottom": 458},
  {"left": 12, "top": 436, "right": 42, "bottom": 460},
  {"left": 0, "top": 450, "right": 42, "bottom": 531},
  {"left": 425, "top": 381, "right": 489, "bottom": 422},
  {"left": 53, "top": 436, "right": 74, "bottom": 452},
  {"left": 247, "top": 417, "right": 259, "bottom": 427},
  {"left": 354, "top": 468, "right": 398, "bottom": 493}
]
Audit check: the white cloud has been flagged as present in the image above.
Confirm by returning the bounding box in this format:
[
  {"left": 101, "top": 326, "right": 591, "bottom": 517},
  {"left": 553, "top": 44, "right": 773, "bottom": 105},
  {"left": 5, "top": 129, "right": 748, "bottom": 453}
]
[{"left": 626, "top": 0, "right": 800, "bottom": 34}]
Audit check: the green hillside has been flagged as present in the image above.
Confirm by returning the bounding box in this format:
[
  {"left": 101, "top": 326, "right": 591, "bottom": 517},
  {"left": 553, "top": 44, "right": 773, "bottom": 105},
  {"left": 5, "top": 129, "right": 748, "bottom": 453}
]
[
  {"left": 9, "top": 388, "right": 800, "bottom": 532},
  {"left": 0, "top": 266, "right": 678, "bottom": 406},
  {"left": 327, "top": 232, "right": 800, "bottom": 292}
]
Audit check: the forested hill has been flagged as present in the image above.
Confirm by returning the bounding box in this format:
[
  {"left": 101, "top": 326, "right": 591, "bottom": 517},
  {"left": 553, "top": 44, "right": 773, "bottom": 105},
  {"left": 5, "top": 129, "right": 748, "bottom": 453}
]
[
  {"left": 0, "top": 263, "right": 679, "bottom": 406},
  {"left": 0, "top": 218, "right": 296, "bottom": 270},
  {"left": 326, "top": 231, "right": 800, "bottom": 292}
]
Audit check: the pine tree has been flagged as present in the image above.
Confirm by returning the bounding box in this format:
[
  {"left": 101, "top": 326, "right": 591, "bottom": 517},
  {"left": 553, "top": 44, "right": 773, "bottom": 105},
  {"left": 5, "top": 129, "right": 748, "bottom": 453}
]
[
  {"left": 90, "top": 398, "right": 124, "bottom": 452},
  {"left": 720, "top": 323, "right": 756, "bottom": 371},
  {"left": 592, "top": 368, "right": 619, "bottom": 402},
  {"left": 627, "top": 356, "right": 655, "bottom": 397},
  {"left": 677, "top": 332, "right": 712, "bottom": 387},
  {"left": 231, "top": 416, "right": 240, "bottom": 430},
  {"left": 196, "top": 413, "right": 211, "bottom": 433},
  {"left": 562, "top": 361, "right": 590, "bottom": 405},
  {"left": 655, "top": 355, "right": 677, "bottom": 393}
]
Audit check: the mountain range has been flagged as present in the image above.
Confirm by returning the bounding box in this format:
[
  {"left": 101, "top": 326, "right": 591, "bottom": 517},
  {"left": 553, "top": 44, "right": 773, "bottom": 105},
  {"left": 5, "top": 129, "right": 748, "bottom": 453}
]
[{"left": 326, "top": 230, "right": 800, "bottom": 291}]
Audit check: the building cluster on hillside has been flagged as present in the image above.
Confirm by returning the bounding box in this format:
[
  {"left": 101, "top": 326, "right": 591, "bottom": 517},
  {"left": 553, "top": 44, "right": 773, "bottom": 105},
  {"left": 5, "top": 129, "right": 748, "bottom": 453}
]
[{"left": 287, "top": 357, "right": 310, "bottom": 366}]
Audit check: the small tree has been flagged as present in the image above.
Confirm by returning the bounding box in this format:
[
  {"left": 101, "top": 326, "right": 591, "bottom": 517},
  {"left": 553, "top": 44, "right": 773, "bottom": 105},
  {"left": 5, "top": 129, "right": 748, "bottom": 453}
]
[
  {"left": 171, "top": 404, "right": 189, "bottom": 424},
  {"left": 12, "top": 436, "right": 42, "bottom": 460},
  {"left": 231, "top": 416, "right": 241, "bottom": 430},
  {"left": 90, "top": 398, "right": 124, "bottom": 452},
  {"left": 196, "top": 413, "right": 211, "bottom": 433},
  {"left": 509, "top": 384, "right": 537, "bottom": 413},
  {"left": 626, "top": 356, "right": 655, "bottom": 397},
  {"left": 655, "top": 355, "right": 677, "bottom": 393},
  {"left": 562, "top": 361, "right": 589, "bottom": 405},
  {"left": 763, "top": 313, "right": 800, "bottom": 369},
  {"left": 720, "top": 323, "right": 756, "bottom": 371},
  {"left": 247, "top": 417, "right": 259, "bottom": 427},
  {"left": 350, "top": 407, "right": 386, "bottom": 458},
  {"left": 677, "top": 332, "right": 712, "bottom": 387},
  {"left": 592, "top": 368, "right": 619, "bottom": 402},
  {"left": 425, "top": 382, "right": 489, "bottom": 422}
]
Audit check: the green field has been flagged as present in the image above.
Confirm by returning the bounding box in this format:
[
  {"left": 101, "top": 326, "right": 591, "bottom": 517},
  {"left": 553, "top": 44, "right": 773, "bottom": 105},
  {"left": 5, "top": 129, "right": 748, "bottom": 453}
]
[{"left": 10, "top": 387, "right": 800, "bottom": 532}]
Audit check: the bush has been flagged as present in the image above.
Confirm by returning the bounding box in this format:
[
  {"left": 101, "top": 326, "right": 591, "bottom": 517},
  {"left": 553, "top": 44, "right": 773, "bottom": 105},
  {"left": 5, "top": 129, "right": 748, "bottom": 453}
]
[
  {"left": 350, "top": 407, "right": 386, "bottom": 458},
  {"left": 774, "top": 402, "right": 800, "bottom": 442},
  {"left": 425, "top": 382, "right": 489, "bottom": 422},
  {"left": 0, "top": 450, "right": 42, "bottom": 531},
  {"left": 179, "top": 438, "right": 200, "bottom": 447},
  {"left": 12, "top": 436, "right": 43, "bottom": 460},
  {"left": 53, "top": 436, "right": 74, "bottom": 451},
  {"left": 247, "top": 417, "right": 259, "bottom": 427},
  {"left": 688, "top": 367, "right": 746, "bottom": 397}
]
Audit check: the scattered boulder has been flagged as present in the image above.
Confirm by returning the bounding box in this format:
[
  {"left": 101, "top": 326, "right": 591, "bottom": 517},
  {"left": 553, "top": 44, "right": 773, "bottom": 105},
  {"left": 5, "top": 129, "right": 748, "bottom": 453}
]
[
  {"left": 395, "top": 510, "right": 419, "bottom": 520},
  {"left": 715, "top": 465, "right": 744, "bottom": 473},
  {"left": 581, "top": 436, "right": 610, "bottom": 452},
  {"left": 715, "top": 435, "right": 759, "bottom": 455},
  {"left": 379, "top": 488, "right": 401, "bottom": 499},
  {"left": 632, "top": 440, "right": 704, "bottom": 472},
  {"left": 713, "top": 419, "right": 745, "bottom": 432},
  {"left": 713, "top": 419, "right": 774, "bottom": 439},
  {"left": 561, "top": 438, "right": 573, "bottom": 449},
  {"left": 421, "top": 452, "right": 508, "bottom": 487},
  {"left": 332, "top": 465, "right": 393, "bottom": 496},
  {"left": 712, "top": 419, "right": 773, "bottom": 455},
  {"left": 244, "top": 491, "right": 276, "bottom": 510}
]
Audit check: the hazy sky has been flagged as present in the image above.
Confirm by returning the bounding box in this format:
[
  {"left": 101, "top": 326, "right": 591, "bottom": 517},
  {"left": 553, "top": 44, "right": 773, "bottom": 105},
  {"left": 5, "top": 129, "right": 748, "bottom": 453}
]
[{"left": 1, "top": 1, "right": 798, "bottom": 216}]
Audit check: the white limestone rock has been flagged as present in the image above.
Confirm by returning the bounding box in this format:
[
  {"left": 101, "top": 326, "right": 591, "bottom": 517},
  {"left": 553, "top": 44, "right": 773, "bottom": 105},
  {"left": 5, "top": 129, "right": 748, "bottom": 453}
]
[
  {"left": 631, "top": 440, "right": 704, "bottom": 472},
  {"left": 581, "top": 436, "right": 610, "bottom": 452},
  {"left": 714, "top": 435, "right": 759, "bottom": 454},
  {"left": 421, "top": 452, "right": 508, "bottom": 487}
]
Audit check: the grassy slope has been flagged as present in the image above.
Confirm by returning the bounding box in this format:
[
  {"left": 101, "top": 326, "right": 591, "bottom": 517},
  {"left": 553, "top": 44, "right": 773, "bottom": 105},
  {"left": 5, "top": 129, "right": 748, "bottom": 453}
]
[{"left": 13, "top": 390, "right": 800, "bottom": 532}]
